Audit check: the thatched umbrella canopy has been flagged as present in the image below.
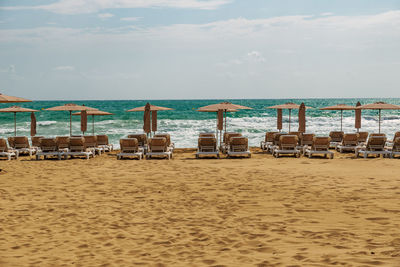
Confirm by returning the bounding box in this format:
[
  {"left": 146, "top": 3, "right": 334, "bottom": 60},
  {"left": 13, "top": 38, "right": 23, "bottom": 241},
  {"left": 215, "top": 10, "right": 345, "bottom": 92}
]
[
  {"left": 45, "top": 103, "right": 97, "bottom": 136},
  {"left": 356, "top": 102, "right": 400, "bottom": 133},
  {"left": 320, "top": 104, "right": 356, "bottom": 131},
  {"left": 0, "top": 106, "right": 39, "bottom": 136},
  {"left": 0, "top": 93, "right": 31, "bottom": 103}
]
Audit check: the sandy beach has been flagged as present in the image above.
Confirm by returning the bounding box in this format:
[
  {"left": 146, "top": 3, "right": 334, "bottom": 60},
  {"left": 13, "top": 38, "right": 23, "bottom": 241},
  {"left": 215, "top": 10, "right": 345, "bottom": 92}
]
[{"left": 1, "top": 149, "right": 400, "bottom": 266}]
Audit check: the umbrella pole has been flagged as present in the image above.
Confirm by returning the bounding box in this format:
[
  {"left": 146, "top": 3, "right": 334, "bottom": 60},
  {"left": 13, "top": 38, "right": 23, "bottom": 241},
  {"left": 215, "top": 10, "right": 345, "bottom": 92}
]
[
  {"left": 92, "top": 115, "right": 95, "bottom": 136},
  {"left": 289, "top": 109, "right": 291, "bottom": 132},
  {"left": 14, "top": 112, "right": 17, "bottom": 136},
  {"left": 69, "top": 111, "right": 72, "bottom": 136},
  {"left": 224, "top": 110, "right": 227, "bottom": 133},
  {"left": 379, "top": 109, "right": 381, "bottom": 133},
  {"left": 341, "top": 110, "right": 343, "bottom": 132}
]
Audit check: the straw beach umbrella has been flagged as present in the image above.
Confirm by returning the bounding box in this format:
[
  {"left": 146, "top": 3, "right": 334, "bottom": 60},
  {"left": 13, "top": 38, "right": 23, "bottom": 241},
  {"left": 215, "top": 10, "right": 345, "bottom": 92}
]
[
  {"left": 277, "top": 109, "right": 283, "bottom": 131},
  {"left": 0, "top": 93, "right": 31, "bottom": 103},
  {"left": 0, "top": 106, "right": 39, "bottom": 136},
  {"left": 267, "top": 102, "right": 311, "bottom": 132},
  {"left": 320, "top": 104, "right": 355, "bottom": 131},
  {"left": 81, "top": 110, "right": 87, "bottom": 135},
  {"left": 143, "top": 103, "right": 151, "bottom": 135},
  {"left": 31, "top": 112, "right": 37, "bottom": 136},
  {"left": 355, "top": 101, "right": 362, "bottom": 132},
  {"left": 73, "top": 110, "right": 114, "bottom": 135},
  {"left": 356, "top": 102, "right": 400, "bottom": 133},
  {"left": 45, "top": 103, "right": 97, "bottom": 136},
  {"left": 298, "top": 103, "right": 306, "bottom": 133},
  {"left": 127, "top": 103, "right": 173, "bottom": 134}
]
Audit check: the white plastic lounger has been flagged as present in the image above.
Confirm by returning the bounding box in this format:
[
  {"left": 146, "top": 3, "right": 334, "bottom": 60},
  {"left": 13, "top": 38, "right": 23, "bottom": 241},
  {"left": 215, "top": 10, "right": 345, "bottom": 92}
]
[
  {"left": 117, "top": 138, "right": 143, "bottom": 160},
  {"left": 304, "top": 137, "right": 334, "bottom": 159},
  {"left": 10, "top": 136, "right": 36, "bottom": 156},
  {"left": 329, "top": 131, "right": 344, "bottom": 149},
  {"left": 389, "top": 137, "right": 400, "bottom": 159},
  {"left": 65, "top": 137, "right": 94, "bottom": 160},
  {"left": 273, "top": 135, "right": 300, "bottom": 158},
  {"left": 336, "top": 133, "right": 359, "bottom": 153},
  {"left": 227, "top": 137, "right": 251, "bottom": 158},
  {"left": 146, "top": 137, "right": 172, "bottom": 160},
  {"left": 36, "top": 138, "right": 64, "bottom": 160},
  {"left": 260, "top": 132, "right": 277, "bottom": 152},
  {"left": 196, "top": 137, "right": 219, "bottom": 158},
  {"left": 0, "top": 138, "right": 18, "bottom": 160},
  {"left": 97, "top": 135, "right": 113, "bottom": 152},
  {"left": 355, "top": 136, "right": 389, "bottom": 158}
]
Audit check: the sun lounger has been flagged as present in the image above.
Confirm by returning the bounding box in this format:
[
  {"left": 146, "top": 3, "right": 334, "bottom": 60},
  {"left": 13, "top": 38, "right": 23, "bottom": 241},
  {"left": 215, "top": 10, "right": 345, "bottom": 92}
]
[
  {"left": 221, "top": 132, "right": 242, "bottom": 153},
  {"left": 56, "top": 136, "right": 70, "bottom": 152},
  {"left": 83, "top": 135, "right": 103, "bottom": 155},
  {"left": 128, "top": 134, "right": 148, "bottom": 152},
  {"left": 273, "top": 135, "right": 300, "bottom": 158},
  {"left": 389, "top": 137, "right": 400, "bottom": 158},
  {"left": 36, "top": 138, "right": 64, "bottom": 160},
  {"left": 96, "top": 135, "right": 113, "bottom": 152},
  {"left": 357, "top": 132, "right": 369, "bottom": 145},
  {"left": 196, "top": 137, "right": 219, "bottom": 158},
  {"left": 336, "top": 133, "right": 359, "bottom": 153},
  {"left": 65, "top": 137, "right": 94, "bottom": 160},
  {"left": 227, "top": 136, "right": 251, "bottom": 158},
  {"left": 31, "top": 136, "right": 44, "bottom": 151},
  {"left": 329, "top": 131, "right": 344, "bottom": 148},
  {"left": 300, "top": 133, "right": 315, "bottom": 154},
  {"left": 386, "top": 132, "right": 400, "bottom": 147},
  {"left": 146, "top": 137, "right": 172, "bottom": 159},
  {"left": 260, "top": 131, "right": 277, "bottom": 152},
  {"left": 199, "top": 133, "right": 215, "bottom": 138},
  {"left": 355, "top": 136, "right": 389, "bottom": 158},
  {"left": 153, "top": 133, "right": 174, "bottom": 151},
  {"left": 0, "top": 138, "right": 18, "bottom": 160},
  {"left": 10, "top": 136, "right": 36, "bottom": 156},
  {"left": 270, "top": 132, "right": 287, "bottom": 154},
  {"left": 117, "top": 138, "right": 143, "bottom": 160},
  {"left": 304, "top": 137, "right": 334, "bottom": 159}
]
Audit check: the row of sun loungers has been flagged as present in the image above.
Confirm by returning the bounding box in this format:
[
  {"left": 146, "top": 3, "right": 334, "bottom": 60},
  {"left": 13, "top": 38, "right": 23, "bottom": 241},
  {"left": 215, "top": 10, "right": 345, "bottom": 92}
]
[{"left": 0, "top": 135, "right": 113, "bottom": 160}]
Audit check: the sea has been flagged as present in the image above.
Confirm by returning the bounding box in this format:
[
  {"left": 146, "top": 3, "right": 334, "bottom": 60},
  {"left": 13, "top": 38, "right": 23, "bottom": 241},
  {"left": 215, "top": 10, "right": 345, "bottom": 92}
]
[{"left": 1, "top": 98, "right": 400, "bottom": 148}]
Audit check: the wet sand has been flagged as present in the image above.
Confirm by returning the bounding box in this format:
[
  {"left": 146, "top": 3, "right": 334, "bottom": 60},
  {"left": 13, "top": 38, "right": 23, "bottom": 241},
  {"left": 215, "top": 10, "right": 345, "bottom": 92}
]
[{"left": 1, "top": 148, "right": 400, "bottom": 266}]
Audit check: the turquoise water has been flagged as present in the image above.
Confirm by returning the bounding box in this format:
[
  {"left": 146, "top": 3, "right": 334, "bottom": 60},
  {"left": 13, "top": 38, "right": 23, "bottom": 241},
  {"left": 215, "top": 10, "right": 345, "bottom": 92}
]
[{"left": 1, "top": 98, "right": 400, "bottom": 147}]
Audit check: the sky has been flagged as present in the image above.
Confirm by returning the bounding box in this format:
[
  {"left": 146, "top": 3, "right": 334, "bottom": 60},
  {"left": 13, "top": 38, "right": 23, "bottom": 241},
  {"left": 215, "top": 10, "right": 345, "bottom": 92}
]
[{"left": 0, "top": 0, "right": 400, "bottom": 100}]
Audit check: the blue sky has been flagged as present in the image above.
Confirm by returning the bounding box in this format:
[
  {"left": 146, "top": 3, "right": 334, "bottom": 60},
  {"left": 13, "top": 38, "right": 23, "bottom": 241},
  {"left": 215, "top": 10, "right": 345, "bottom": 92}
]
[{"left": 1, "top": 0, "right": 400, "bottom": 100}]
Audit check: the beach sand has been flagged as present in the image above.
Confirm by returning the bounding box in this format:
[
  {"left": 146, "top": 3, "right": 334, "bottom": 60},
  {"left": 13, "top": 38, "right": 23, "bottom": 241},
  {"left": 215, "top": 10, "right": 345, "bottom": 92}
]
[{"left": 1, "top": 148, "right": 400, "bottom": 266}]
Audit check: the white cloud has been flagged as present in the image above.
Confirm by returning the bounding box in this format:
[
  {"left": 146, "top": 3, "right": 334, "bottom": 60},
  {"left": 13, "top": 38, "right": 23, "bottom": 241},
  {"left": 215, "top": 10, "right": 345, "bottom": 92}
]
[
  {"left": 120, "top": 17, "right": 142, "bottom": 22},
  {"left": 320, "top": 12, "right": 333, "bottom": 16},
  {"left": 247, "top": 51, "right": 265, "bottom": 62},
  {"left": 0, "top": 64, "right": 16, "bottom": 73},
  {"left": 54, "top": 65, "right": 75, "bottom": 71},
  {"left": 0, "top": 0, "right": 232, "bottom": 14},
  {"left": 97, "top": 13, "right": 114, "bottom": 19}
]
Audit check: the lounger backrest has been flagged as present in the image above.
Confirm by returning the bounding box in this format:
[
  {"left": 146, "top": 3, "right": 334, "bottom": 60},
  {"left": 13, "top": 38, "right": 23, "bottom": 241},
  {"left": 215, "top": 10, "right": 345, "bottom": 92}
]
[
  {"left": 128, "top": 134, "right": 147, "bottom": 147},
  {"left": 393, "top": 132, "right": 400, "bottom": 142},
  {"left": 149, "top": 137, "right": 167, "bottom": 152},
  {"left": 40, "top": 138, "right": 58, "bottom": 152},
  {"left": 265, "top": 132, "right": 278, "bottom": 142},
  {"left": 273, "top": 133, "right": 286, "bottom": 146},
  {"left": 56, "top": 136, "right": 70, "bottom": 149},
  {"left": 312, "top": 137, "right": 331, "bottom": 151},
  {"left": 7, "top": 137, "right": 15, "bottom": 148},
  {"left": 198, "top": 137, "right": 217, "bottom": 151},
  {"left": 199, "top": 133, "right": 215, "bottom": 138},
  {"left": 69, "top": 137, "right": 86, "bottom": 152},
  {"left": 31, "top": 136, "right": 44, "bottom": 147},
  {"left": 366, "top": 136, "right": 387, "bottom": 151},
  {"left": 289, "top": 131, "right": 303, "bottom": 144},
  {"left": 96, "top": 135, "right": 109, "bottom": 145},
  {"left": 223, "top": 132, "right": 242, "bottom": 144},
  {"left": 0, "top": 138, "right": 9, "bottom": 152},
  {"left": 357, "top": 132, "right": 369, "bottom": 143},
  {"left": 120, "top": 138, "right": 139, "bottom": 153},
  {"left": 279, "top": 135, "right": 298, "bottom": 150},
  {"left": 342, "top": 133, "right": 359, "bottom": 146},
  {"left": 329, "top": 131, "right": 344, "bottom": 142},
  {"left": 83, "top": 136, "right": 97, "bottom": 147},
  {"left": 301, "top": 133, "right": 315, "bottom": 146},
  {"left": 230, "top": 137, "right": 248, "bottom": 152},
  {"left": 154, "top": 134, "right": 171, "bottom": 147},
  {"left": 393, "top": 137, "right": 400, "bottom": 152},
  {"left": 370, "top": 133, "right": 386, "bottom": 138},
  {"left": 13, "top": 136, "right": 29, "bottom": 149}
]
